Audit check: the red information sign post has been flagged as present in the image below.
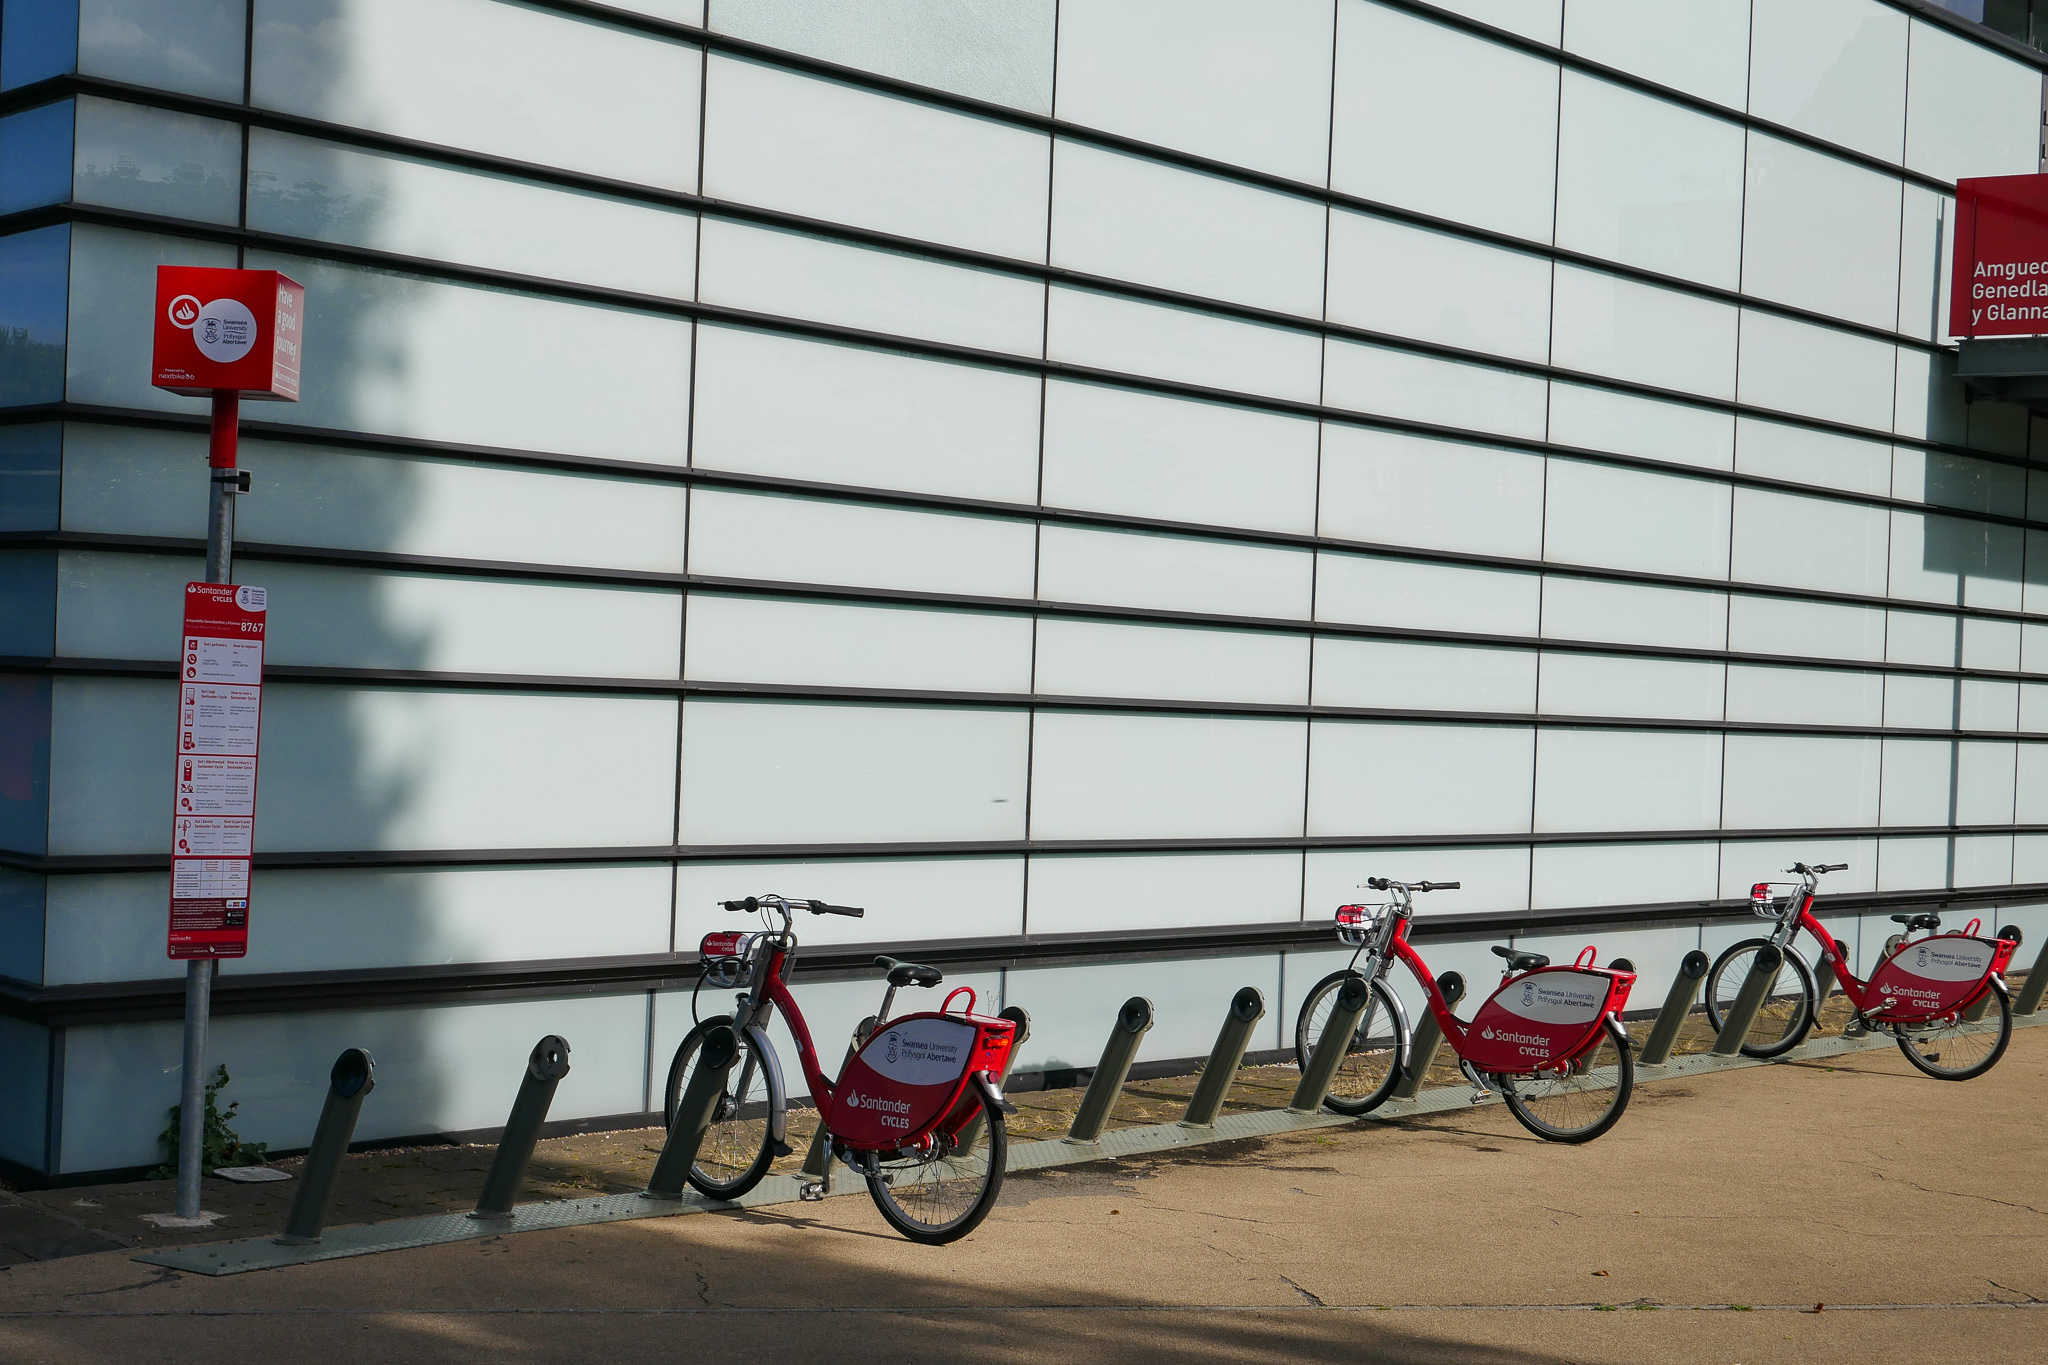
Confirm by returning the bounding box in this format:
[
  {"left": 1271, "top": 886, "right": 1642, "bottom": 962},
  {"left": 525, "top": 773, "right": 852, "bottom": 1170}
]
[
  {"left": 1950, "top": 173, "right": 2048, "bottom": 338},
  {"left": 150, "top": 265, "right": 302, "bottom": 1221}
]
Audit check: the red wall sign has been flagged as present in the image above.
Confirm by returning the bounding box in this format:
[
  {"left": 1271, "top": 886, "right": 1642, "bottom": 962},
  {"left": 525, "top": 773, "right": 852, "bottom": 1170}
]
[
  {"left": 1950, "top": 173, "right": 2048, "bottom": 339},
  {"left": 167, "top": 582, "right": 267, "bottom": 961},
  {"left": 152, "top": 266, "right": 304, "bottom": 398}
]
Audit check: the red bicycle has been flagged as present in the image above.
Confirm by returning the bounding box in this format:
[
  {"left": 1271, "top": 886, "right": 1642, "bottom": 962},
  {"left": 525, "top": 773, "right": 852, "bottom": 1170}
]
[
  {"left": 1705, "top": 863, "right": 2019, "bottom": 1078},
  {"left": 1294, "top": 878, "right": 1639, "bottom": 1142},
  {"left": 662, "top": 894, "right": 1017, "bottom": 1242}
]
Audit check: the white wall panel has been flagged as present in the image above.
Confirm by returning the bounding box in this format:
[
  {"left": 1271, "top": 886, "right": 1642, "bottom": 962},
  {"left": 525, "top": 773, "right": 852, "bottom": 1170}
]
[
  {"left": 702, "top": 55, "right": 1050, "bottom": 259},
  {"left": 1034, "top": 619, "right": 1311, "bottom": 705},
  {"left": 1544, "top": 460, "right": 1732, "bottom": 579},
  {"left": 1903, "top": 17, "right": 2042, "bottom": 182},
  {"left": 1534, "top": 729, "right": 1723, "bottom": 833},
  {"left": 1325, "top": 211, "right": 1552, "bottom": 364},
  {"left": 1051, "top": 141, "right": 1326, "bottom": 315},
  {"left": 1537, "top": 653, "right": 1725, "bottom": 722},
  {"left": 1721, "top": 735, "right": 1882, "bottom": 831},
  {"left": 1530, "top": 841, "right": 1720, "bottom": 909},
  {"left": 691, "top": 327, "right": 1041, "bottom": 502},
  {"left": 1886, "top": 610, "right": 1960, "bottom": 668},
  {"left": 1024, "top": 851, "right": 1305, "bottom": 934},
  {"left": 1898, "top": 184, "right": 1954, "bottom": 343},
  {"left": 1005, "top": 953, "right": 1283, "bottom": 1071},
  {"left": 1046, "top": 286, "right": 1323, "bottom": 403},
  {"left": 1424, "top": 0, "right": 1559, "bottom": 42},
  {"left": 1550, "top": 266, "right": 1739, "bottom": 399},
  {"left": 1727, "top": 665, "right": 1883, "bottom": 727},
  {"left": 1331, "top": 1, "right": 1559, "bottom": 242},
  {"left": 71, "top": 0, "right": 247, "bottom": 101},
  {"left": 695, "top": 222, "right": 1046, "bottom": 357},
  {"left": 1884, "top": 673, "right": 1955, "bottom": 730},
  {"left": 1037, "top": 526, "right": 1314, "bottom": 619},
  {"left": 74, "top": 96, "right": 241, "bottom": 227},
  {"left": 1311, "top": 639, "right": 1537, "bottom": 714},
  {"left": 688, "top": 491, "right": 1036, "bottom": 599},
  {"left": 1561, "top": 0, "right": 1750, "bottom": 109},
  {"left": 1318, "top": 427, "right": 1544, "bottom": 559},
  {"left": 1962, "top": 681, "right": 2021, "bottom": 733},
  {"left": 1040, "top": 382, "right": 1318, "bottom": 534},
  {"left": 1555, "top": 74, "right": 1746, "bottom": 287},
  {"left": 1316, "top": 554, "right": 1541, "bottom": 636},
  {"left": 1956, "top": 740, "right": 2018, "bottom": 826},
  {"left": 678, "top": 700, "right": 1028, "bottom": 844},
  {"left": 1323, "top": 341, "right": 1548, "bottom": 440},
  {"left": 1307, "top": 721, "right": 1534, "bottom": 836},
  {"left": 1742, "top": 134, "right": 1903, "bottom": 332},
  {"left": 674, "top": 855, "right": 1025, "bottom": 951},
  {"left": 1541, "top": 578, "right": 1728, "bottom": 651},
  {"left": 683, "top": 595, "right": 1033, "bottom": 694},
  {"left": 2020, "top": 682, "right": 2048, "bottom": 735},
  {"left": 1895, "top": 449, "right": 2025, "bottom": 516},
  {"left": 1748, "top": 0, "right": 1908, "bottom": 163},
  {"left": 1876, "top": 835, "right": 1948, "bottom": 891},
  {"left": 712, "top": 0, "right": 1055, "bottom": 112},
  {"left": 1546, "top": 384, "right": 1733, "bottom": 472},
  {"left": 2017, "top": 742, "right": 2048, "bottom": 822},
  {"left": 1305, "top": 844, "right": 1532, "bottom": 916},
  {"left": 1953, "top": 833, "right": 2014, "bottom": 886},
  {"left": 1736, "top": 311, "right": 1896, "bottom": 433},
  {"left": 1889, "top": 511, "right": 2023, "bottom": 612},
  {"left": 1730, "top": 488, "right": 1890, "bottom": 596},
  {"left": 1053, "top": 0, "right": 1334, "bottom": 181},
  {"left": 1029, "top": 712, "right": 1307, "bottom": 839},
  {"left": 1880, "top": 737, "right": 1953, "bottom": 826},
  {"left": 1733, "top": 418, "right": 1892, "bottom": 497},
  {"left": 62, "top": 226, "right": 237, "bottom": 415},
  {"left": 1718, "top": 838, "right": 1878, "bottom": 897}
]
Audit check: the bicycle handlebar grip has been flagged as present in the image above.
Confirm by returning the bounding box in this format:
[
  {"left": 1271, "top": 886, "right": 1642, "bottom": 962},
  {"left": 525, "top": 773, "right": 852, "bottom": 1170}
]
[
  {"left": 720, "top": 897, "right": 758, "bottom": 912},
  {"left": 807, "top": 901, "right": 865, "bottom": 917},
  {"left": 1419, "top": 881, "right": 1461, "bottom": 891},
  {"left": 1365, "top": 877, "right": 1389, "bottom": 890},
  {"left": 1818, "top": 863, "right": 1848, "bottom": 873}
]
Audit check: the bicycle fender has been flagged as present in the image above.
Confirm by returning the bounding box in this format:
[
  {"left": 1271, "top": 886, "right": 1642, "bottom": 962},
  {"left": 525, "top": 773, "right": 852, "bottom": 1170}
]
[
  {"left": 1379, "top": 979, "right": 1415, "bottom": 1060},
  {"left": 740, "top": 1023, "right": 790, "bottom": 1145},
  {"left": 970, "top": 1069, "right": 1018, "bottom": 1115}
]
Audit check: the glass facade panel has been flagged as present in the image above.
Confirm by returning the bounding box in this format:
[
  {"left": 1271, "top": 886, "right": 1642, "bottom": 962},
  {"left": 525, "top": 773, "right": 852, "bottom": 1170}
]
[
  {"left": 1307, "top": 720, "right": 1534, "bottom": 836},
  {"left": 1533, "top": 728, "right": 1723, "bottom": 833},
  {"left": 1322, "top": 341, "right": 1548, "bottom": 440},
  {"left": 1747, "top": 0, "right": 1909, "bottom": 162},
  {"left": 1033, "top": 619, "right": 1311, "bottom": 706},
  {"left": 1543, "top": 459, "right": 1733, "bottom": 579},
  {"left": 676, "top": 856, "right": 1024, "bottom": 954},
  {"left": 1741, "top": 134, "right": 1902, "bottom": 332},
  {"left": 66, "top": 225, "right": 238, "bottom": 414},
  {"left": 1550, "top": 266, "right": 1738, "bottom": 399},
  {"left": 1311, "top": 638, "right": 1536, "bottom": 713},
  {"left": 1734, "top": 418, "right": 1892, "bottom": 497},
  {"left": 78, "top": 0, "right": 245, "bottom": 100},
  {"left": 254, "top": 0, "right": 701, "bottom": 190},
  {"left": 1561, "top": 0, "right": 1750, "bottom": 109},
  {"left": 1736, "top": 311, "right": 1896, "bottom": 432},
  {"left": 1028, "top": 712, "right": 1308, "bottom": 840},
  {"left": 1726, "top": 664, "right": 1885, "bottom": 727},
  {"left": 1540, "top": 578, "right": 1727, "bottom": 650},
  {"left": 1, "top": 0, "right": 79, "bottom": 90},
  {"left": 1730, "top": 592, "right": 1886, "bottom": 666},
  {"left": 688, "top": 491, "right": 1037, "bottom": 599},
  {"left": 1324, "top": 210, "right": 1552, "bottom": 364},
  {"left": 73, "top": 96, "right": 240, "bottom": 226},
  {"left": 1531, "top": 840, "right": 1720, "bottom": 909},
  {"left": 1037, "top": 525, "right": 1315, "bottom": 619},
  {"left": 1546, "top": 383, "right": 1734, "bottom": 472},
  {"left": 1315, "top": 552, "right": 1540, "bottom": 636},
  {"left": 1722, "top": 734, "right": 1883, "bottom": 830},
  {"left": 1304, "top": 844, "right": 1532, "bottom": 916},
  {"left": 0, "top": 100, "right": 73, "bottom": 216},
  {"left": 0, "top": 425, "right": 61, "bottom": 531},
  {"left": 1046, "top": 285, "right": 1323, "bottom": 403},
  {"left": 684, "top": 594, "right": 1033, "bottom": 695},
  {"left": 1903, "top": 17, "right": 2042, "bottom": 181},
  {"left": 0, "top": 225, "right": 71, "bottom": 408},
  {"left": 1536, "top": 653, "right": 1726, "bottom": 722},
  {"left": 1318, "top": 427, "right": 1544, "bottom": 559},
  {"left": 1729, "top": 488, "right": 1890, "bottom": 596},
  {"left": 1024, "top": 851, "right": 1305, "bottom": 935}
]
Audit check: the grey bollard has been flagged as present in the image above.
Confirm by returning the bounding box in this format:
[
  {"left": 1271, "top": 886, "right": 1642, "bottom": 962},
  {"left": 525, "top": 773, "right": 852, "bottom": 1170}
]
[
  {"left": 1181, "top": 988, "right": 1266, "bottom": 1128},
  {"left": 1391, "top": 973, "right": 1465, "bottom": 1100},
  {"left": 802, "top": 1015, "right": 877, "bottom": 1180},
  {"left": 1711, "top": 945, "right": 1782, "bottom": 1057},
  {"left": 1813, "top": 939, "right": 1846, "bottom": 1019},
  {"left": 471, "top": 1035, "right": 572, "bottom": 1219},
  {"left": 1065, "top": 997, "right": 1154, "bottom": 1145},
  {"left": 645, "top": 1024, "right": 739, "bottom": 1199},
  {"left": 1637, "top": 951, "right": 1710, "bottom": 1067},
  {"left": 1291, "top": 975, "right": 1373, "bottom": 1113},
  {"left": 276, "top": 1049, "right": 376, "bottom": 1245},
  {"left": 955, "top": 1005, "right": 1029, "bottom": 1152},
  {"left": 2014, "top": 933, "right": 2048, "bottom": 1016}
]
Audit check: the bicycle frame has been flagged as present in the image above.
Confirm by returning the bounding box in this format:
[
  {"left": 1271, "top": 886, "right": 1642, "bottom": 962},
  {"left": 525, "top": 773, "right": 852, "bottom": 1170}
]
[{"left": 1757, "top": 880, "right": 2012, "bottom": 1023}]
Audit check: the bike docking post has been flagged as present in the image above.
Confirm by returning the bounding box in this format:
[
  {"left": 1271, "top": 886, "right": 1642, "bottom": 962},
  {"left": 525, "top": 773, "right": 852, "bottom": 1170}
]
[
  {"left": 1065, "top": 997, "right": 1154, "bottom": 1145},
  {"left": 1636, "top": 951, "right": 1709, "bottom": 1067},
  {"left": 275, "top": 1049, "right": 375, "bottom": 1246},
  {"left": 1814, "top": 939, "right": 1846, "bottom": 1017},
  {"left": 470, "top": 1036, "right": 572, "bottom": 1220},
  {"left": 1181, "top": 988, "right": 1265, "bottom": 1128},
  {"left": 1291, "top": 976, "right": 1372, "bottom": 1113},
  {"left": 645, "top": 1024, "right": 739, "bottom": 1199},
  {"left": 1391, "top": 973, "right": 1464, "bottom": 1100},
  {"left": 955, "top": 1005, "right": 1030, "bottom": 1152},
  {"left": 2013, "top": 933, "right": 2048, "bottom": 1016},
  {"left": 1710, "top": 945, "right": 1782, "bottom": 1057}
]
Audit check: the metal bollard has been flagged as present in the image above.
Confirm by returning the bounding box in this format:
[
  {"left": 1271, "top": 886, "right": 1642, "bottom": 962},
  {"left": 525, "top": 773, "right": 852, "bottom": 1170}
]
[
  {"left": 1181, "top": 988, "right": 1266, "bottom": 1128},
  {"left": 1291, "top": 976, "right": 1372, "bottom": 1113},
  {"left": 471, "top": 1035, "right": 572, "bottom": 1219},
  {"left": 1636, "top": 951, "right": 1709, "bottom": 1067},
  {"left": 1391, "top": 973, "right": 1465, "bottom": 1100},
  {"left": 2014, "top": 934, "right": 2048, "bottom": 1016},
  {"left": 645, "top": 1024, "right": 739, "bottom": 1199},
  {"left": 802, "top": 1015, "right": 877, "bottom": 1180},
  {"left": 1813, "top": 939, "right": 1845, "bottom": 1019},
  {"left": 955, "top": 1005, "right": 1029, "bottom": 1152},
  {"left": 276, "top": 1049, "right": 376, "bottom": 1246},
  {"left": 1711, "top": 945, "right": 1782, "bottom": 1057},
  {"left": 1065, "top": 997, "right": 1154, "bottom": 1145}
]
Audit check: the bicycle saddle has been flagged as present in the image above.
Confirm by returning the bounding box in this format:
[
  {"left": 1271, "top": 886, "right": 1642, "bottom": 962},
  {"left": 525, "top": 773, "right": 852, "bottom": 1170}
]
[
  {"left": 875, "top": 955, "right": 942, "bottom": 988},
  {"left": 1491, "top": 944, "right": 1550, "bottom": 972},
  {"left": 1890, "top": 912, "right": 1941, "bottom": 932}
]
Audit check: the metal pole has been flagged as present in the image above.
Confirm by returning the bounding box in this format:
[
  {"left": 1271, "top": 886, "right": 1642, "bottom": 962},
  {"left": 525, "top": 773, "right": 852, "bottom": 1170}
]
[
  {"left": 1391, "top": 973, "right": 1465, "bottom": 1100},
  {"left": 1291, "top": 975, "right": 1373, "bottom": 1113},
  {"left": 1711, "top": 944, "right": 1782, "bottom": 1057},
  {"left": 174, "top": 391, "right": 241, "bottom": 1223},
  {"left": 645, "top": 1024, "right": 739, "bottom": 1199},
  {"left": 1637, "top": 950, "right": 1710, "bottom": 1067},
  {"left": 1065, "top": 997, "right": 1154, "bottom": 1145},
  {"left": 2014, "top": 935, "right": 2048, "bottom": 1016},
  {"left": 1181, "top": 988, "right": 1265, "bottom": 1128},
  {"left": 276, "top": 1049, "right": 375, "bottom": 1245},
  {"left": 471, "top": 1036, "right": 572, "bottom": 1219}
]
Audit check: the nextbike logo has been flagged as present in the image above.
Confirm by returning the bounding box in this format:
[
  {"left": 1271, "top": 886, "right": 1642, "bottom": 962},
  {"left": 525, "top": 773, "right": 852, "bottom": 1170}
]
[{"left": 842, "top": 1090, "right": 912, "bottom": 1115}]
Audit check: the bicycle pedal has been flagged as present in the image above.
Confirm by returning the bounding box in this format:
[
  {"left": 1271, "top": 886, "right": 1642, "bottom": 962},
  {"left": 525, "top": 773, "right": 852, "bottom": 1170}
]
[
  {"left": 1467, "top": 1086, "right": 1493, "bottom": 1104},
  {"left": 798, "top": 1181, "right": 826, "bottom": 1202}
]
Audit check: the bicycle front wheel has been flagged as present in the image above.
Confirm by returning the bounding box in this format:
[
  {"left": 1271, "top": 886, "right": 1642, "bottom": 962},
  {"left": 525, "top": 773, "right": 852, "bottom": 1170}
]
[
  {"left": 662, "top": 1017, "right": 781, "bottom": 1200},
  {"left": 1497, "top": 1016, "right": 1633, "bottom": 1144},
  {"left": 1294, "top": 971, "right": 1404, "bottom": 1116},
  {"left": 866, "top": 1084, "right": 1006, "bottom": 1245},
  {"left": 1895, "top": 981, "right": 2012, "bottom": 1081},
  {"left": 1704, "top": 939, "right": 1816, "bottom": 1058}
]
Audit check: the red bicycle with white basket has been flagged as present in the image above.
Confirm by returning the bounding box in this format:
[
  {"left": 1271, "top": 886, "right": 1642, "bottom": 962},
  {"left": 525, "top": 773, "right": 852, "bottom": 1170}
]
[
  {"left": 1704, "top": 863, "right": 2019, "bottom": 1079},
  {"left": 662, "top": 894, "right": 1017, "bottom": 1243},
  {"left": 1294, "top": 878, "right": 1638, "bottom": 1142}
]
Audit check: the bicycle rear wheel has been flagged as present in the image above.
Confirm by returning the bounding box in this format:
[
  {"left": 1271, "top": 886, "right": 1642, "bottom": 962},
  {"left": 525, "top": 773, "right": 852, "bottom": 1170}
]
[
  {"left": 1704, "top": 939, "right": 1816, "bottom": 1058},
  {"left": 1895, "top": 982, "right": 2012, "bottom": 1081},
  {"left": 1293, "top": 971, "right": 1404, "bottom": 1115},
  {"left": 1497, "top": 1016, "right": 1633, "bottom": 1144},
  {"left": 662, "top": 1018, "right": 781, "bottom": 1200},
  {"left": 866, "top": 1085, "right": 1006, "bottom": 1245}
]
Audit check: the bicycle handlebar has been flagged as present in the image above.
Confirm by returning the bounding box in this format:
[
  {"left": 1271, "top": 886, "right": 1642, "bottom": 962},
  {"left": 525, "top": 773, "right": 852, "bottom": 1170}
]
[
  {"left": 1363, "top": 878, "right": 1461, "bottom": 892},
  {"left": 1786, "top": 863, "right": 1848, "bottom": 876},
  {"left": 721, "top": 895, "right": 865, "bottom": 918}
]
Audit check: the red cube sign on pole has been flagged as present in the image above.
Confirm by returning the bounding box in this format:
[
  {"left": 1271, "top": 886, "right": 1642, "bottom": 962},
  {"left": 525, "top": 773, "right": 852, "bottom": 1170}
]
[
  {"left": 1950, "top": 173, "right": 2048, "bottom": 338},
  {"left": 152, "top": 266, "right": 304, "bottom": 399},
  {"left": 168, "top": 583, "right": 267, "bottom": 960}
]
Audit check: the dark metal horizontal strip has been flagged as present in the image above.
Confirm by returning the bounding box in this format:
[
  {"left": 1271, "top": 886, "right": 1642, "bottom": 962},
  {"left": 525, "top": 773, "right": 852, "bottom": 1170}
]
[
  {"left": 5, "top": 652, "right": 2046, "bottom": 743},
  {"left": 2, "top": 879, "right": 2032, "bottom": 1027},
  {"left": 6, "top": 824, "right": 2048, "bottom": 877},
  {"left": 1885, "top": 0, "right": 2048, "bottom": 66},
  {"left": 2, "top": 197, "right": 1985, "bottom": 486}
]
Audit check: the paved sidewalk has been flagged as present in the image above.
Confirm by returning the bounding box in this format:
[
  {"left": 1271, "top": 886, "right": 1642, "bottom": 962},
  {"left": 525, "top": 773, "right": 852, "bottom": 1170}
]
[{"left": 1, "top": 1018, "right": 2042, "bottom": 1364}]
